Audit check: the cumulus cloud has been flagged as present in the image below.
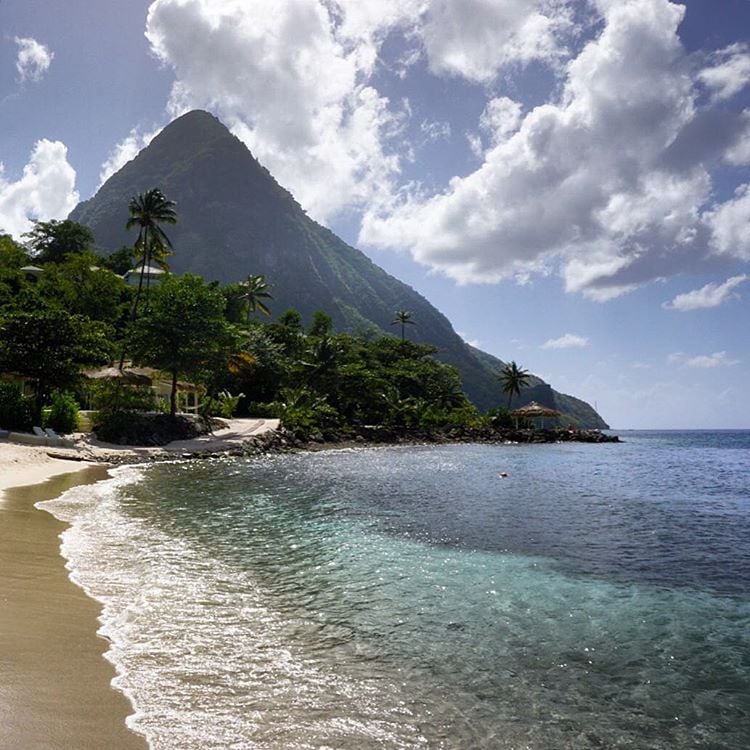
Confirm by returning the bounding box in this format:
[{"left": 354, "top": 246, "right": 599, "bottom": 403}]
[
  {"left": 706, "top": 183, "right": 750, "bottom": 260},
  {"left": 723, "top": 111, "right": 750, "bottom": 166},
  {"left": 477, "top": 97, "right": 524, "bottom": 150},
  {"left": 541, "top": 333, "right": 588, "bottom": 349},
  {"left": 360, "top": 0, "right": 750, "bottom": 298},
  {"left": 419, "top": 0, "right": 573, "bottom": 82},
  {"left": 668, "top": 351, "right": 740, "bottom": 368},
  {"left": 699, "top": 43, "right": 750, "bottom": 102},
  {"left": 143, "top": 0, "right": 576, "bottom": 223},
  {"left": 14, "top": 37, "right": 54, "bottom": 83},
  {"left": 0, "top": 140, "right": 78, "bottom": 239},
  {"left": 663, "top": 274, "right": 748, "bottom": 311},
  {"left": 332, "top": 0, "right": 573, "bottom": 81},
  {"left": 145, "top": 0, "right": 404, "bottom": 222}
]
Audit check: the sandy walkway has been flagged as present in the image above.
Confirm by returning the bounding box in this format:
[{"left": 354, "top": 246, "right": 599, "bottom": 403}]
[{"left": 75, "top": 417, "right": 280, "bottom": 460}]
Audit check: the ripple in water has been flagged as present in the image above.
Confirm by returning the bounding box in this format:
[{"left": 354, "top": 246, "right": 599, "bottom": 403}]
[{"left": 40, "top": 433, "right": 750, "bottom": 749}]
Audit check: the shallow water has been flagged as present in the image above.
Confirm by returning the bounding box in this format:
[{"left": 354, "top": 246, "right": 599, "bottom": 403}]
[{"left": 41, "top": 432, "right": 750, "bottom": 749}]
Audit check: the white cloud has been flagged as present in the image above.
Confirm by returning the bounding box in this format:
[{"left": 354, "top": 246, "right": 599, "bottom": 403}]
[
  {"left": 541, "top": 332, "right": 588, "bottom": 349},
  {"left": 477, "top": 97, "right": 523, "bottom": 150},
  {"left": 143, "top": 0, "right": 577, "bottom": 223},
  {"left": 360, "top": 0, "right": 750, "bottom": 299},
  {"left": 332, "top": 0, "right": 573, "bottom": 82},
  {"left": 420, "top": 119, "right": 451, "bottom": 141},
  {"left": 458, "top": 331, "right": 482, "bottom": 348},
  {"left": 99, "top": 127, "right": 160, "bottom": 186},
  {"left": 699, "top": 43, "right": 750, "bottom": 102},
  {"left": 146, "top": 0, "right": 403, "bottom": 223},
  {"left": 663, "top": 274, "right": 749, "bottom": 311},
  {"left": 0, "top": 140, "right": 78, "bottom": 239},
  {"left": 706, "top": 183, "right": 750, "bottom": 260},
  {"left": 419, "top": 0, "right": 573, "bottom": 83},
  {"left": 668, "top": 351, "right": 740, "bottom": 369},
  {"left": 723, "top": 111, "right": 750, "bottom": 166},
  {"left": 14, "top": 37, "right": 54, "bottom": 83}
]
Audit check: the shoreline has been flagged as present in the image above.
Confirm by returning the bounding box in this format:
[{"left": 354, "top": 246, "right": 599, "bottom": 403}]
[
  {"left": 0, "top": 419, "right": 616, "bottom": 749},
  {"left": 0, "top": 449, "right": 148, "bottom": 750}
]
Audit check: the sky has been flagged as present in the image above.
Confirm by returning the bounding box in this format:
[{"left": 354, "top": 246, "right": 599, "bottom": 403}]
[{"left": 1, "top": 0, "right": 750, "bottom": 429}]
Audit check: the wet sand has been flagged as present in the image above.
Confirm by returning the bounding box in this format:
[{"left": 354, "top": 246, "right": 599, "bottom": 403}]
[{"left": 0, "top": 468, "right": 148, "bottom": 750}]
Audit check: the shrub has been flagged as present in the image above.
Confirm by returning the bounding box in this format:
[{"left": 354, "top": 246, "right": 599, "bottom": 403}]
[
  {"left": 265, "top": 387, "right": 342, "bottom": 440},
  {"left": 93, "top": 411, "right": 212, "bottom": 446},
  {"left": 46, "top": 391, "right": 80, "bottom": 434},
  {"left": 91, "top": 381, "right": 158, "bottom": 415},
  {"left": 485, "top": 406, "right": 514, "bottom": 429},
  {"left": 0, "top": 382, "right": 34, "bottom": 431},
  {"left": 199, "top": 390, "right": 244, "bottom": 419}
]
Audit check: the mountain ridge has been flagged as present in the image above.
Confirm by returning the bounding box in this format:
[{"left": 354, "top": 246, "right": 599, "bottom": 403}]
[{"left": 70, "top": 110, "right": 607, "bottom": 427}]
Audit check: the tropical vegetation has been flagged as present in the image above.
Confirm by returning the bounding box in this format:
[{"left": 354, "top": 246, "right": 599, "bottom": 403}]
[
  {"left": 498, "top": 360, "right": 531, "bottom": 409},
  {"left": 0, "top": 192, "right": 559, "bottom": 444}
]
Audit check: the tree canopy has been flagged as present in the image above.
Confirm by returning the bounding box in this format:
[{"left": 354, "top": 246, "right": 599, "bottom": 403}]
[
  {"left": 0, "top": 306, "right": 113, "bottom": 416},
  {"left": 128, "top": 274, "right": 238, "bottom": 417},
  {"left": 498, "top": 360, "right": 531, "bottom": 409},
  {"left": 126, "top": 188, "right": 177, "bottom": 317},
  {"left": 23, "top": 220, "right": 94, "bottom": 264}
]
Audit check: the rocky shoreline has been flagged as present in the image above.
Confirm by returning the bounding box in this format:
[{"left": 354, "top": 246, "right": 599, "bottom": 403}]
[{"left": 71, "top": 423, "right": 619, "bottom": 466}]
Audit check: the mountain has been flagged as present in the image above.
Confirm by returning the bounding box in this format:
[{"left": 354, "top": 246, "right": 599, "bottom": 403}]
[{"left": 71, "top": 110, "right": 607, "bottom": 427}]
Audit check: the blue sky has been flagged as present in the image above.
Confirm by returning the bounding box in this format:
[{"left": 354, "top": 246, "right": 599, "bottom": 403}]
[{"left": 2, "top": 0, "right": 750, "bottom": 429}]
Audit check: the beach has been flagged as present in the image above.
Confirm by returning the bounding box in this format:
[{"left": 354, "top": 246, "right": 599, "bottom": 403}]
[
  {"left": 0, "top": 418, "right": 279, "bottom": 749},
  {"left": 0, "top": 445, "right": 146, "bottom": 749}
]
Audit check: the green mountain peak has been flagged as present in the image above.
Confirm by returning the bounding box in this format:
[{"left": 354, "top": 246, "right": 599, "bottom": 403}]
[{"left": 70, "top": 110, "right": 607, "bottom": 427}]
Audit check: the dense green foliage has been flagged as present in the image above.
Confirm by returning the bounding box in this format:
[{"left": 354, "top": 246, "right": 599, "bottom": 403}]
[
  {"left": 0, "top": 382, "right": 34, "bottom": 432},
  {"left": 46, "top": 391, "right": 80, "bottom": 434},
  {"left": 128, "top": 274, "right": 238, "bottom": 417},
  {"left": 0, "top": 306, "right": 113, "bottom": 418},
  {"left": 23, "top": 219, "right": 94, "bottom": 264},
  {"left": 207, "top": 319, "right": 482, "bottom": 439}
]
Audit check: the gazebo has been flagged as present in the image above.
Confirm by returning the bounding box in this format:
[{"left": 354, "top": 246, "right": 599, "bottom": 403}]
[
  {"left": 123, "top": 264, "right": 166, "bottom": 287},
  {"left": 82, "top": 365, "right": 153, "bottom": 386},
  {"left": 510, "top": 401, "right": 562, "bottom": 429}
]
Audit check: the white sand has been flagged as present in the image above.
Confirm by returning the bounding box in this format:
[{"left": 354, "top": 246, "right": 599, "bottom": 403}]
[
  {"left": 0, "top": 418, "right": 280, "bottom": 498},
  {"left": 0, "top": 442, "right": 97, "bottom": 499}
]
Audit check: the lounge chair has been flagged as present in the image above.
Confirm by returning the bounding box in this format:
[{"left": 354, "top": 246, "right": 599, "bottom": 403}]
[{"left": 44, "top": 427, "right": 64, "bottom": 447}]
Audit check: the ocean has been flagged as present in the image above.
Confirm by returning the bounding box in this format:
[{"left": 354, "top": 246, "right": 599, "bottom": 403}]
[{"left": 39, "top": 431, "right": 750, "bottom": 749}]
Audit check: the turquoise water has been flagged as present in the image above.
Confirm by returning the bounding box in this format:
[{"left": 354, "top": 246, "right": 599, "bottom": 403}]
[{"left": 41, "top": 432, "right": 750, "bottom": 749}]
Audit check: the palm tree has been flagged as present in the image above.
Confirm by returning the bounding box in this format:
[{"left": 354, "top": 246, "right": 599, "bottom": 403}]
[
  {"left": 126, "top": 188, "right": 177, "bottom": 318},
  {"left": 498, "top": 360, "right": 531, "bottom": 409},
  {"left": 391, "top": 309, "right": 415, "bottom": 341},
  {"left": 239, "top": 274, "right": 273, "bottom": 319}
]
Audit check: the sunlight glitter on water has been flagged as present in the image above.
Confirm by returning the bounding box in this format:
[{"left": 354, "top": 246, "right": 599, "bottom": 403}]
[{"left": 39, "top": 436, "right": 750, "bottom": 749}]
